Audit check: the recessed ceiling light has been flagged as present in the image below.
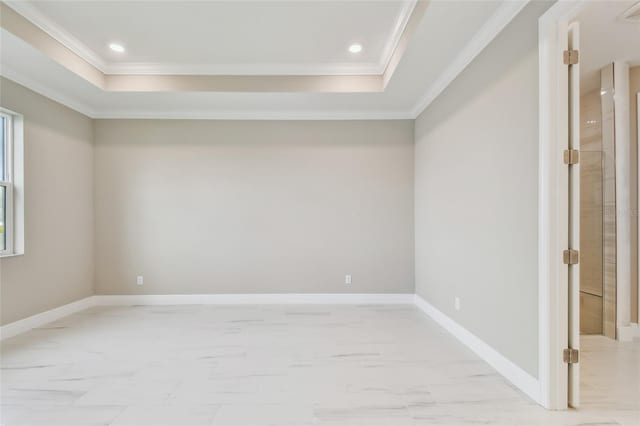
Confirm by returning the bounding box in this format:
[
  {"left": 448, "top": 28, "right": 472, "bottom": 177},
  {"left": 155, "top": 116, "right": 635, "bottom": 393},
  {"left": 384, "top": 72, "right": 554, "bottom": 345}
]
[
  {"left": 109, "top": 43, "right": 125, "bottom": 53},
  {"left": 348, "top": 43, "right": 363, "bottom": 54}
]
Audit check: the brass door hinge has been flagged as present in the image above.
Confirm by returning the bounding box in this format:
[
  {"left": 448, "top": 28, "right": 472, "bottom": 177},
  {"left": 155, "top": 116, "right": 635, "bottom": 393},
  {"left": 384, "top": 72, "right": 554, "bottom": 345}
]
[
  {"left": 563, "top": 149, "right": 580, "bottom": 165},
  {"left": 563, "top": 249, "right": 579, "bottom": 265},
  {"left": 563, "top": 49, "right": 579, "bottom": 65},
  {"left": 563, "top": 348, "right": 579, "bottom": 364}
]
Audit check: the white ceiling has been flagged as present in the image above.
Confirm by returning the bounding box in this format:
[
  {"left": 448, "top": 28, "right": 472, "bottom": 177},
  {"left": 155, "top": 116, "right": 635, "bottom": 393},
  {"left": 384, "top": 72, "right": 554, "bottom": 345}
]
[
  {"left": 578, "top": 0, "right": 640, "bottom": 93},
  {"left": 8, "top": 0, "right": 417, "bottom": 75},
  {"left": 0, "top": 0, "right": 525, "bottom": 119}
]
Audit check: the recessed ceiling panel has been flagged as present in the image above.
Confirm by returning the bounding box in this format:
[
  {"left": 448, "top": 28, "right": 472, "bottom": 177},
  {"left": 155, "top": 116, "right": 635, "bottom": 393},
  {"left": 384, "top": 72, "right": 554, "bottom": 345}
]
[
  {"left": 16, "top": 0, "right": 416, "bottom": 75},
  {"left": 0, "top": 0, "right": 523, "bottom": 118}
]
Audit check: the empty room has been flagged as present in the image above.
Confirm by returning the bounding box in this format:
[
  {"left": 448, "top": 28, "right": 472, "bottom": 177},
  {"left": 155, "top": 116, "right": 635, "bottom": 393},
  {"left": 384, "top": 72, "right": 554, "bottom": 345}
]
[{"left": 0, "top": 1, "right": 639, "bottom": 425}]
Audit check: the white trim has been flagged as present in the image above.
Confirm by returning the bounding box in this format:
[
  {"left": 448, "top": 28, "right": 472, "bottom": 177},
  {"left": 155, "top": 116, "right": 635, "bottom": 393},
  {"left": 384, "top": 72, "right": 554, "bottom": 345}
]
[
  {"left": 4, "top": 0, "right": 416, "bottom": 77},
  {"left": 103, "top": 62, "right": 383, "bottom": 77},
  {"left": 538, "top": 2, "right": 567, "bottom": 410},
  {"left": 93, "top": 293, "right": 415, "bottom": 306},
  {"left": 0, "top": 296, "right": 95, "bottom": 340},
  {"left": 0, "top": 0, "right": 529, "bottom": 121},
  {"left": 0, "top": 111, "right": 14, "bottom": 257},
  {"left": 0, "top": 293, "right": 414, "bottom": 340},
  {"left": 0, "top": 70, "right": 412, "bottom": 120},
  {"left": 0, "top": 107, "right": 24, "bottom": 258},
  {"left": 567, "top": 20, "right": 580, "bottom": 409},
  {"left": 618, "top": 1, "right": 640, "bottom": 23},
  {"left": 378, "top": 0, "right": 417, "bottom": 76},
  {"left": 613, "top": 61, "right": 632, "bottom": 331},
  {"left": 0, "top": 180, "right": 14, "bottom": 256},
  {"left": 7, "top": 110, "right": 24, "bottom": 256},
  {"left": 3, "top": 1, "right": 108, "bottom": 72},
  {"left": 91, "top": 109, "right": 414, "bottom": 121},
  {"left": 0, "top": 65, "right": 96, "bottom": 117},
  {"left": 2, "top": 291, "right": 560, "bottom": 409},
  {"left": 100, "top": 0, "right": 414, "bottom": 79},
  {"left": 409, "top": 0, "right": 529, "bottom": 118},
  {"left": 413, "top": 295, "right": 542, "bottom": 405},
  {"left": 537, "top": 0, "right": 589, "bottom": 410}
]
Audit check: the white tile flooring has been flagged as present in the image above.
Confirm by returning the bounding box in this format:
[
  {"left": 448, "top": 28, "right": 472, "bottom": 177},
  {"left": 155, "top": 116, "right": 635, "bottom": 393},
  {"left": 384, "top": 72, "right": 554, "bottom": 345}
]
[{"left": 1, "top": 304, "right": 638, "bottom": 425}]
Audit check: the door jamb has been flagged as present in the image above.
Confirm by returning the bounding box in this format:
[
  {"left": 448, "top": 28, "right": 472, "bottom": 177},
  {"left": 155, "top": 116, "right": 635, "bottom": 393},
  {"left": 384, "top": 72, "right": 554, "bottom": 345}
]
[{"left": 538, "top": 0, "right": 587, "bottom": 410}]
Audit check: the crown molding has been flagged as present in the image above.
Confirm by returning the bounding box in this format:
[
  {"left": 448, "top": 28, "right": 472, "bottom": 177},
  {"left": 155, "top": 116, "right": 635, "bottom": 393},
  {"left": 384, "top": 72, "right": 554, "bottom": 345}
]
[
  {"left": 102, "top": 62, "right": 384, "bottom": 76},
  {"left": 0, "top": 64, "right": 96, "bottom": 118},
  {"left": 4, "top": 0, "right": 108, "bottom": 72},
  {"left": 409, "top": 0, "right": 530, "bottom": 118},
  {"left": 379, "top": 0, "right": 418, "bottom": 77},
  {"left": 0, "top": 68, "right": 412, "bottom": 120},
  {"left": 618, "top": 1, "right": 640, "bottom": 22},
  {"left": 1, "top": 0, "right": 527, "bottom": 121},
  {"left": 5, "top": 0, "right": 417, "bottom": 77},
  {"left": 91, "top": 109, "right": 414, "bottom": 121}
]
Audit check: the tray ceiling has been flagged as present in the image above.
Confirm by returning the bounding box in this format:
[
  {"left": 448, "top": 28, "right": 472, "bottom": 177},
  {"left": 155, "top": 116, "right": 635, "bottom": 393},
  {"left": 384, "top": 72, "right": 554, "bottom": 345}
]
[
  {"left": 0, "top": 0, "right": 531, "bottom": 119},
  {"left": 7, "top": 0, "right": 417, "bottom": 75}
]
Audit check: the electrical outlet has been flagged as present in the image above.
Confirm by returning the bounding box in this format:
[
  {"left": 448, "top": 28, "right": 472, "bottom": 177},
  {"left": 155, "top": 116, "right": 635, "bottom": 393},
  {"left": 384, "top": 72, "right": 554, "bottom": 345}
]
[
  {"left": 345, "top": 274, "right": 352, "bottom": 285},
  {"left": 454, "top": 296, "right": 461, "bottom": 311},
  {"left": 136, "top": 276, "right": 144, "bottom": 286}
]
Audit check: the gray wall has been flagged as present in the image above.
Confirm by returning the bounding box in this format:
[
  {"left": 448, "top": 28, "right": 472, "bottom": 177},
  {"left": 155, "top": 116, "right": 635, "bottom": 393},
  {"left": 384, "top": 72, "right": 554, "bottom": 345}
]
[
  {"left": 414, "top": 2, "right": 553, "bottom": 378},
  {"left": 93, "top": 119, "right": 414, "bottom": 295},
  {"left": 0, "top": 77, "right": 94, "bottom": 325}
]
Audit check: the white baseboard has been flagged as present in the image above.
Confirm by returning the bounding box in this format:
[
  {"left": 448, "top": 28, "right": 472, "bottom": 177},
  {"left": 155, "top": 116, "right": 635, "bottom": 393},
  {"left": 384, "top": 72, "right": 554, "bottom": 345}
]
[
  {"left": 413, "top": 294, "right": 542, "bottom": 405},
  {"left": 93, "top": 293, "right": 415, "bottom": 306},
  {"left": 1, "top": 293, "right": 413, "bottom": 341},
  {"left": 0, "top": 291, "right": 542, "bottom": 408},
  {"left": 0, "top": 296, "right": 95, "bottom": 341},
  {"left": 618, "top": 323, "right": 640, "bottom": 341}
]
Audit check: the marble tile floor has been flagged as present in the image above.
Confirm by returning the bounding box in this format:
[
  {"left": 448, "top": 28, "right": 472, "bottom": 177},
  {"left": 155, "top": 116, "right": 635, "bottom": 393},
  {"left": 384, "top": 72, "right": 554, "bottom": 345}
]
[{"left": 0, "top": 304, "right": 638, "bottom": 425}]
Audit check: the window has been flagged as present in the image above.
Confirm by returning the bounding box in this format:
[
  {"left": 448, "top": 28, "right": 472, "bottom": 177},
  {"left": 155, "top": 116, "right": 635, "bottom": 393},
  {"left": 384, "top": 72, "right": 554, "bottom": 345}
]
[
  {"left": 1, "top": 111, "right": 14, "bottom": 255},
  {"left": 0, "top": 109, "right": 23, "bottom": 257}
]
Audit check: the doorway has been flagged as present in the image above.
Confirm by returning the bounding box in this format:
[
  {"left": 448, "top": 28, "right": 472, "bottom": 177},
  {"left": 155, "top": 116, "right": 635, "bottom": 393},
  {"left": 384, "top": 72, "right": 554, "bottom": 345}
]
[
  {"left": 538, "top": 0, "right": 640, "bottom": 411},
  {"left": 578, "top": 63, "right": 616, "bottom": 339},
  {"left": 574, "top": 0, "right": 640, "bottom": 413}
]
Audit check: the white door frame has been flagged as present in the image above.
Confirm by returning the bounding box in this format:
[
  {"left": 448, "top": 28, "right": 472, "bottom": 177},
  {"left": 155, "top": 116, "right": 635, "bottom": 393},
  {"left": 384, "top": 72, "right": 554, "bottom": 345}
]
[{"left": 537, "top": 0, "right": 587, "bottom": 410}]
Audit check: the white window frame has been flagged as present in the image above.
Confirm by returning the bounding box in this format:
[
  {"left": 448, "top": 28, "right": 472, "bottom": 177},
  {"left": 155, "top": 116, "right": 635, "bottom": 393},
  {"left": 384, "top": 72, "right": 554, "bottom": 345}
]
[{"left": 0, "top": 111, "right": 14, "bottom": 256}]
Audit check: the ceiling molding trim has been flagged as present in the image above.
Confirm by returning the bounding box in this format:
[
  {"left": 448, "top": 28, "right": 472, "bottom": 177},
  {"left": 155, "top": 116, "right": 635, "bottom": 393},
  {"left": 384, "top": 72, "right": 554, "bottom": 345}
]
[
  {"left": 0, "top": 66, "right": 411, "bottom": 120},
  {"left": 0, "top": 3, "right": 105, "bottom": 88},
  {"left": 0, "top": 65, "right": 96, "bottom": 118},
  {"left": 103, "top": 62, "right": 383, "bottom": 76},
  {"left": 5, "top": 0, "right": 418, "bottom": 77},
  {"left": 383, "top": 0, "right": 429, "bottom": 88},
  {"left": 4, "top": 0, "right": 108, "bottom": 72},
  {"left": 91, "top": 109, "right": 415, "bottom": 121},
  {"left": 104, "top": 74, "right": 383, "bottom": 93},
  {"left": 378, "top": 0, "right": 418, "bottom": 76},
  {"left": 409, "top": 0, "right": 530, "bottom": 118}
]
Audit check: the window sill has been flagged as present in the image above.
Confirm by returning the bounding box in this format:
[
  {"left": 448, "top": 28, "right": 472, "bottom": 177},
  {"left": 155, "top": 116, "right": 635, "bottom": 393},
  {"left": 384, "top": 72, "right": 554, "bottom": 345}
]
[{"left": 0, "top": 252, "right": 24, "bottom": 259}]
